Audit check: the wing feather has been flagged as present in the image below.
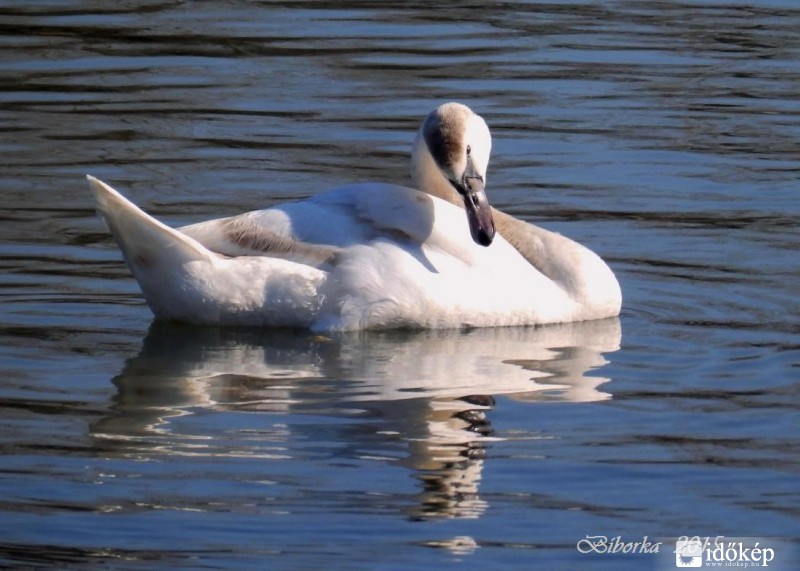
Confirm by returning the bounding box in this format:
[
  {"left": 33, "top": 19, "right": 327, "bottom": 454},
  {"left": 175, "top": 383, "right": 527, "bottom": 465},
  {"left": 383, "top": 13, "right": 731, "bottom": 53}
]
[{"left": 178, "top": 183, "right": 457, "bottom": 266}]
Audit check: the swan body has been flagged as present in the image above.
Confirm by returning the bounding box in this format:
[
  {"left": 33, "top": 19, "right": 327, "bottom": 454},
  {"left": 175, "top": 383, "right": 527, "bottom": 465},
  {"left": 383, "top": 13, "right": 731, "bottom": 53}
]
[{"left": 88, "top": 103, "right": 621, "bottom": 331}]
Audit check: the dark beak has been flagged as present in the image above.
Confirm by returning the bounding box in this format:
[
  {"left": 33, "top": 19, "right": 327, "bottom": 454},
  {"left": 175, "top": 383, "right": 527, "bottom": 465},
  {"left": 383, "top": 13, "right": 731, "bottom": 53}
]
[{"left": 452, "top": 158, "right": 496, "bottom": 246}]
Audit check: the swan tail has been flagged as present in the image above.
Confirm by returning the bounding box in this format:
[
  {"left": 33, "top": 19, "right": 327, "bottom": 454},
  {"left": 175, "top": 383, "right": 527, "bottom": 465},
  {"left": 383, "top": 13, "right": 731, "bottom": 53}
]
[
  {"left": 87, "top": 176, "right": 328, "bottom": 327},
  {"left": 88, "top": 175, "right": 214, "bottom": 268},
  {"left": 87, "top": 175, "right": 224, "bottom": 320}
]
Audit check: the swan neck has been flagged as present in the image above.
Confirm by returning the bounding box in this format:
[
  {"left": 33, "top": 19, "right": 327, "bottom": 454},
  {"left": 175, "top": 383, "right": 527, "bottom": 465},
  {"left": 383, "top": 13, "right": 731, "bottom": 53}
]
[{"left": 411, "top": 132, "right": 461, "bottom": 206}]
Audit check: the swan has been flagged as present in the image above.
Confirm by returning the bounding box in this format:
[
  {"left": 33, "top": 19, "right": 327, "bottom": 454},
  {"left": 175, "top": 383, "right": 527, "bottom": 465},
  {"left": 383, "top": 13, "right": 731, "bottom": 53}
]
[{"left": 87, "top": 102, "right": 621, "bottom": 331}]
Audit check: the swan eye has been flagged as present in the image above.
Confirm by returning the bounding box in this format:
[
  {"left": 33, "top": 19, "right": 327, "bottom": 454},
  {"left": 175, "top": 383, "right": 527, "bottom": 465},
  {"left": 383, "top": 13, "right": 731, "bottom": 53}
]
[{"left": 466, "top": 145, "right": 472, "bottom": 156}]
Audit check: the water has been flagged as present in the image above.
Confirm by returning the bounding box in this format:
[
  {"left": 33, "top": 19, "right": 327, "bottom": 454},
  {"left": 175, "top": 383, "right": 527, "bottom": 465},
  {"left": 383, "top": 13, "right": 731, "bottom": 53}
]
[{"left": 1, "top": 1, "right": 799, "bottom": 568}]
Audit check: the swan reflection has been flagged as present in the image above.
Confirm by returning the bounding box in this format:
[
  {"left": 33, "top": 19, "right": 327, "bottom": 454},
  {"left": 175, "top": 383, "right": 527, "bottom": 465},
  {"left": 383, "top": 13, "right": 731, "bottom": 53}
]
[{"left": 92, "top": 319, "right": 620, "bottom": 519}]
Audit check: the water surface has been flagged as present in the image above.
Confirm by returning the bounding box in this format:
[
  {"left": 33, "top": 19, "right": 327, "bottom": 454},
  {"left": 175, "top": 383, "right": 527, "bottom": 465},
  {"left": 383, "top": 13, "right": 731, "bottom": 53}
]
[{"left": 1, "top": 1, "right": 798, "bottom": 569}]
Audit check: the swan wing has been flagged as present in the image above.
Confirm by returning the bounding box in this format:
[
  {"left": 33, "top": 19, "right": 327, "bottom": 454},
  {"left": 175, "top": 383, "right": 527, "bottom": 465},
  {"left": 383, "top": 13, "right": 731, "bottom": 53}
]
[{"left": 180, "top": 183, "right": 453, "bottom": 262}]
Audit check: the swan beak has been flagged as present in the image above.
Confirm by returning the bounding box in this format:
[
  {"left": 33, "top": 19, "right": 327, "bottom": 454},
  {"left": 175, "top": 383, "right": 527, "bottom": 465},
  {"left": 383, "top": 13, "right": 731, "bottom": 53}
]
[
  {"left": 461, "top": 177, "right": 496, "bottom": 246},
  {"left": 455, "top": 159, "right": 495, "bottom": 246}
]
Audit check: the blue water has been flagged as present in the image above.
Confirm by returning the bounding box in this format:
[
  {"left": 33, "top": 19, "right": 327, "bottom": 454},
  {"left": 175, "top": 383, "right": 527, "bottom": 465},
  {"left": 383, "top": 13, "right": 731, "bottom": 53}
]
[{"left": 1, "top": 1, "right": 798, "bottom": 569}]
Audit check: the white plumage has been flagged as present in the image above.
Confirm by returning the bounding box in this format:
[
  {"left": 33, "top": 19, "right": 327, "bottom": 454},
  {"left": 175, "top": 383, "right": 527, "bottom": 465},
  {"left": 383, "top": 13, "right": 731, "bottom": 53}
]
[{"left": 88, "top": 103, "right": 621, "bottom": 331}]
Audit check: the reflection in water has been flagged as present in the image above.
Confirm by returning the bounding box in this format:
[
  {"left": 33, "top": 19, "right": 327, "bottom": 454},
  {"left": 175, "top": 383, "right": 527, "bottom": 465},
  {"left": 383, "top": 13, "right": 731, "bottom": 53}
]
[{"left": 92, "top": 319, "right": 620, "bottom": 519}]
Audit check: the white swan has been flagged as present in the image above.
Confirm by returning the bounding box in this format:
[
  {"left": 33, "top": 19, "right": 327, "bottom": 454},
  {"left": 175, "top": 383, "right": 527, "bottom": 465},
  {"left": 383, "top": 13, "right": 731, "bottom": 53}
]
[{"left": 88, "top": 102, "right": 621, "bottom": 331}]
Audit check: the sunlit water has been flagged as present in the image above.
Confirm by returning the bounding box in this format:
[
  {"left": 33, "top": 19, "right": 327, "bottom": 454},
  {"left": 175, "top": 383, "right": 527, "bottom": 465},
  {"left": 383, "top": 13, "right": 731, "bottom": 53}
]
[{"left": 1, "top": 1, "right": 798, "bottom": 569}]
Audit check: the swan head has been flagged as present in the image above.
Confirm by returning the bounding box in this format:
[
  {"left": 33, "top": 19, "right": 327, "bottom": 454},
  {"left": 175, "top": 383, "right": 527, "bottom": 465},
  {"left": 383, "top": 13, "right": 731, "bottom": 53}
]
[{"left": 412, "top": 102, "right": 496, "bottom": 246}]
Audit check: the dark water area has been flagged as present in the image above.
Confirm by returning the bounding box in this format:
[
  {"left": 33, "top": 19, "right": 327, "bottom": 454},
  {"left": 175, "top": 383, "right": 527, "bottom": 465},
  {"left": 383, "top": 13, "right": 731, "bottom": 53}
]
[{"left": 1, "top": 1, "right": 799, "bottom": 569}]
